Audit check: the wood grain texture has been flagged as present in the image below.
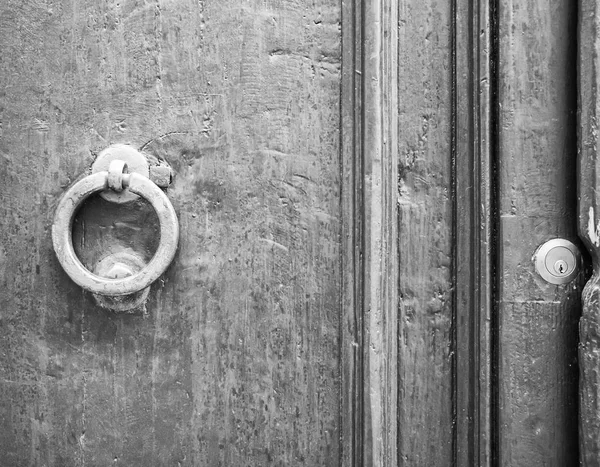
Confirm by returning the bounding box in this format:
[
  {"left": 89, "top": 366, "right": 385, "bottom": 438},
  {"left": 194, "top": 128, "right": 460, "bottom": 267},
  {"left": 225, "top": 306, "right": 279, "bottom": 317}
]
[
  {"left": 398, "top": 2, "right": 496, "bottom": 465},
  {"left": 501, "top": 300, "right": 580, "bottom": 466},
  {"left": 0, "top": 0, "right": 342, "bottom": 465},
  {"left": 453, "top": 1, "right": 494, "bottom": 465},
  {"left": 397, "top": 1, "right": 454, "bottom": 464},
  {"left": 341, "top": 0, "right": 398, "bottom": 465},
  {"left": 498, "top": 1, "right": 580, "bottom": 465},
  {"left": 579, "top": 1, "right": 600, "bottom": 464}
]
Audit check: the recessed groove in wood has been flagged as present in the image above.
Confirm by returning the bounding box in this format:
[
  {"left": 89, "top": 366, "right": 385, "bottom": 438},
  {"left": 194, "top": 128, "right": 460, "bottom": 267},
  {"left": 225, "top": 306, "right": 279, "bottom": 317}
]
[{"left": 452, "top": 1, "right": 494, "bottom": 466}]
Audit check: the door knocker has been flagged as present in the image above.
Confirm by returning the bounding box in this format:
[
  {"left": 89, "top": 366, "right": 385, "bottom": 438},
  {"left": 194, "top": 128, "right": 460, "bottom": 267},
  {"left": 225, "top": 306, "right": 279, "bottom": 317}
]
[{"left": 52, "top": 144, "right": 179, "bottom": 311}]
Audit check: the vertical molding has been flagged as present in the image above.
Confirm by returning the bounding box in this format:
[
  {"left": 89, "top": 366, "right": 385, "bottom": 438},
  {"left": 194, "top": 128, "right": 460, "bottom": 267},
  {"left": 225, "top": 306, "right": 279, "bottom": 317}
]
[
  {"left": 363, "top": 0, "right": 399, "bottom": 464},
  {"left": 342, "top": 0, "right": 496, "bottom": 463},
  {"left": 453, "top": 0, "right": 494, "bottom": 466},
  {"left": 341, "top": 0, "right": 398, "bottom": 465},
  {"left": 341, "top": 0, "right": 364, "bottom": 464}
]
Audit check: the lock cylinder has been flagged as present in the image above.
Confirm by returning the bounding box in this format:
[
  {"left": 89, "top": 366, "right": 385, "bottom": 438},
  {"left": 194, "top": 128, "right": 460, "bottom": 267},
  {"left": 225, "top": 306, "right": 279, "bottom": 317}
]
[{"left": 533, "top": 238, "right": 581, "bottom": 285}]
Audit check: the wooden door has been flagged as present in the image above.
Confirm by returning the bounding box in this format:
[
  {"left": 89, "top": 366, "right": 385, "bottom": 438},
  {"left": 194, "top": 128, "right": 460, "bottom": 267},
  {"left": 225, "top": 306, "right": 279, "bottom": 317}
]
[
  {"left": 0, "top": 1, "right": 588, "bottom": 467},
  {"left": 0, "top": 0, "right": 348, "bottom": 465},
  {"left": 397, "top": 0, "right": 582, "bottom": 465},
  {"left": 0, "top": 0, "right": 399, "bottom": 465}
]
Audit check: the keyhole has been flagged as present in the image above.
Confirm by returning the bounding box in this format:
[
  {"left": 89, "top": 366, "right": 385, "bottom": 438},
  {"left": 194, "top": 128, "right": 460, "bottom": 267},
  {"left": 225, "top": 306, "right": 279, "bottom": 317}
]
[{"left": 554, "top": 260, "right": 568, "bottom": 276}]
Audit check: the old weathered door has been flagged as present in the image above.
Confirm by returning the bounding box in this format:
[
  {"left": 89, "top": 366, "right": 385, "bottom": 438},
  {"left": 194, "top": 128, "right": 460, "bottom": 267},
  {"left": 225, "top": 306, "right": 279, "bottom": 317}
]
[
  {"left": 0, "top": 0, "right": 400, "bottom": 464},
  {"left": 0, "top": 0, "right": 590, "bottom": 466},
  {"left": 0, "top": 0, "right": 349, "bottom": 465}
]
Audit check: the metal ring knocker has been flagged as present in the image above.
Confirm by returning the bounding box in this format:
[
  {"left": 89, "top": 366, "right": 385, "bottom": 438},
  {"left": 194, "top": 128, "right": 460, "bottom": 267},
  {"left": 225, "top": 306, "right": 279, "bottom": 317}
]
[{"left": 52, "top": 159, "right": 179, "bottom": 296}]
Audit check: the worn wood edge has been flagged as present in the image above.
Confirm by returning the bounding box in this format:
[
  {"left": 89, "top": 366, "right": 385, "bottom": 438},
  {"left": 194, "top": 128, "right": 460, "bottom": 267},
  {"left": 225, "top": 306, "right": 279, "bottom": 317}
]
[
  {"left": 340, "top": 0, "right": 399, "bottom": 466},
  {"left": 578, "top": 1, "right": 600, "bottom": 465},
  {"left": 453, "top": 1, "right": 495, "bottom": 465}
]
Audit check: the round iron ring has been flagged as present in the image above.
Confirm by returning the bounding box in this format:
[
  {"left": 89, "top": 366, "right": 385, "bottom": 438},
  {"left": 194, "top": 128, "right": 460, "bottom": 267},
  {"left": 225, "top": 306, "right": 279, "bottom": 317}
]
[{"left": 52, "top": 171, "right": 179, "bottom": 296}]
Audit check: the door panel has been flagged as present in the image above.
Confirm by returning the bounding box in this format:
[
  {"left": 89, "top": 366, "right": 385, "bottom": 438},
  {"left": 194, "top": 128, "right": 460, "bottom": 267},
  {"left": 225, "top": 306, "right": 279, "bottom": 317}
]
[
  {"left": 397, "top": 1, "right": 454, "bottom": 463},
  {"left": 0, "top": 0, "right": 587, "bottom": 466},
  {"left": 498, "top": 1, "right": 580, "bottom": 465},
  {"left": 0, "top": 1, "right": 342, "bottom": 465},
  {"left": 396, "top": 0, "right": 582, "bottom": 464},
  {"left": 397, "top": 1, "right": 495, "bottom": 465}
]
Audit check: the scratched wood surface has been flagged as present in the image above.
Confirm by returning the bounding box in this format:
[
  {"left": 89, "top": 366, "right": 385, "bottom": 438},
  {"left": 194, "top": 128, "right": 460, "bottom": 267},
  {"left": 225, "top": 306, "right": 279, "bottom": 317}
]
[
  {"left": 0, "top": 1, "right": 342, "bottom": 465},
  {"left": 579, "top": 1, "right": 600, "bottom": 465},
  {"left": 397, "top": 1, "right": 454, "bottom": 464},
  {"left": 497, "top": 1, "right": 581, "bottom": 465}
]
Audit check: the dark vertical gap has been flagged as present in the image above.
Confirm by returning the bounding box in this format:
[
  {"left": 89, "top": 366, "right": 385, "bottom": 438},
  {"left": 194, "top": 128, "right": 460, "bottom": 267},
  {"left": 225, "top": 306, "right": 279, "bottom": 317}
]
[{"left": 488, "top": 0, "right": 500, "bottom": 465}]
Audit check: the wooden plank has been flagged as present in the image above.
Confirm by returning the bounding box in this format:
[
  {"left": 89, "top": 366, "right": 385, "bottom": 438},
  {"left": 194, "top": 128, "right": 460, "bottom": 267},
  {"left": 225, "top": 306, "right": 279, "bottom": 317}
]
[
  {"left": 341, "top": 0, "right": 398, "bottom": 465},
  {"left": 453, "top": 1, "right": 494, "bottom": 465},
  {"left": 498, "top": 0, "right": 580, "bottom": 464},
  {"left": 501, "top": 300, "right": 579, "bottom": 466},
  {"left": 579, "top": 1, "right": 600, "bottom": 464},
  {"left": 397, "top": 1, "right": 454, "bottom": 464},
  {"left": 0, "top": 0, "right": 343, "bottom": 464}
]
